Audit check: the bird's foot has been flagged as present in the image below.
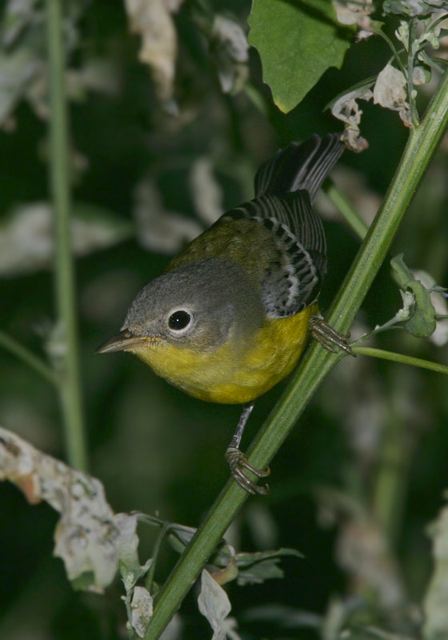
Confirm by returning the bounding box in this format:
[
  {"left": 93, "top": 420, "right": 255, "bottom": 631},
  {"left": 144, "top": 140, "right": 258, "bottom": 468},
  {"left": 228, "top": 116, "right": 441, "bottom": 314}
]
[
  {"left": 310, "top": 315, "right": 354, "bottom": 356},
  {"left": 225, "top": 447, "right": 270, "bottom": 495}
]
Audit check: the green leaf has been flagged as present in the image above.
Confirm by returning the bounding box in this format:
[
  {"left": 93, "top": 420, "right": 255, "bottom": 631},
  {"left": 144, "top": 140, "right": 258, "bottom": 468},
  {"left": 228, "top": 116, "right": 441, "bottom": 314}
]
[
  {"left": 390, "top": 254, "right": 437, "bottom": 338},
  {"left": 236, "top": 548, "right": 303, "bottom": 586},
  {"left": 248, "top": 0, "right": 352, "bottom": 113},
  {"left": 235, "top": 547, "right": 303, "bottom": 568}
]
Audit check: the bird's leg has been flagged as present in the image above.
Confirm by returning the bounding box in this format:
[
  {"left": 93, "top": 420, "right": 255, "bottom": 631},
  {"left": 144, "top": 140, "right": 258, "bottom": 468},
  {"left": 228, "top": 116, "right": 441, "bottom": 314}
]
[
  {"left": 225, "top": 403, "right": 270, "bottom": 496},
  {"left": 310, "top": 315, "right": 354, "bottom": 356}
]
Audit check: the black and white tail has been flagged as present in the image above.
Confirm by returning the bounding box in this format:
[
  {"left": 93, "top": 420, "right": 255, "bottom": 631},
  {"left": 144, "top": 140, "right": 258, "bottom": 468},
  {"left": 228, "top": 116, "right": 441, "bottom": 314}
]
[{"left": 254, "top": 133, "right": 344, "bottom": 202}]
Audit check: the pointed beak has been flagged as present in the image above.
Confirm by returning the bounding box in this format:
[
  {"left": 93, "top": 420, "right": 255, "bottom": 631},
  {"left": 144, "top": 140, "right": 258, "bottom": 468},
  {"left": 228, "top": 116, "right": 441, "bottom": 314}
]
[{"left": 96, "top": 330, "right": 151, "bottom": 354}]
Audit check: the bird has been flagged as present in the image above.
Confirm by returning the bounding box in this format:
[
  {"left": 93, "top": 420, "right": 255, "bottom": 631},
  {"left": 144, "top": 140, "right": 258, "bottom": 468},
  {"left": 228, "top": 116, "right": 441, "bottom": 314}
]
[{"left": 98, "top": 133, "right": 347, "bottom": 495}]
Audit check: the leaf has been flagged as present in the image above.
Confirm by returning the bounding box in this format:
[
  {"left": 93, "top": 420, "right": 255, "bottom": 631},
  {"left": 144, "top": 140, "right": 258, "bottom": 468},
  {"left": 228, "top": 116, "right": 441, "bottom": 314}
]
[
  {"left": 210, "top": 15, "right": 249, "bottom": 95},
  {"left": 134, "top": 178, "right": 202, "bottom": 255},
  {"left": 115, "top": 513, "right": 140, "bottom": 570},
  {"left": 0, "top": 48, "right": 41, "bottom": 127},
  {"left": 189, "top": 157, "right": 224, "bottom": 225},
  {"left": 237, "top": 558, "right": 285, "bottom": 585},
  {"left": 248, "top": 0, "right": 351, "bottom": 113},
  {"left": 197, "top": 569, "right": 241, "bottom": 640},
  {"left": 236, "top": 548, "right": 303, "bottom": 586},
  {"left": 332, "top": 0, "right": 374, "bottom": 38},
  {"left": 1, "top": 0, "right": 40, "bottom": 48},
  {"left": 373, "top": 64, "right": 411, "bottom": 127},
  {"left": 390, "top": 254, "right": 437, "bottom": 337},
  {"left": 130, "top": 586, "right": 153, "bottom": 638},
  {"left": 0, "top": 202, "right": 133, "bottom": 277},
  {"left": 0, "top": 426, "right": 138, "bottom": 592},
  {"left": 383, "top": 0, "right": 446, "bottom": 17},
  {"left": 235, "top": 547, "right": 303, "bottom": 568},
  {"left": 412, "top": 270, "right": 448, "bottom": 347},
  {"left": 124, "top": 0, "right": 182, "bottom": 104},
  {"left": 329, "top": 80, "right": 374, "bottom": 151}
]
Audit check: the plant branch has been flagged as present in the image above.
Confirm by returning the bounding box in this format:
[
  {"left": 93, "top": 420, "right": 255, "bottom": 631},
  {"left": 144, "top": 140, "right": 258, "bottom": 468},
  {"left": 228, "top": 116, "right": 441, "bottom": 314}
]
[
  {"left": 353, "top": 346, "right": 448, "bottom": 376},
  {"left": 0, "top": 331, "right": 57, "bottom": 386},
  {"left": 145, "top": 71, "right": 448, "bottom": 639},
  {"left": 46, "top": 0, "right": 87, "bottom": 470}
]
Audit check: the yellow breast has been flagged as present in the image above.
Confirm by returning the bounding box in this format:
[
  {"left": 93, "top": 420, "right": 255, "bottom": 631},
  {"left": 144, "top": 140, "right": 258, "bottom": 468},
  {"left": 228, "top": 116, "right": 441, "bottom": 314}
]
[{"left": 130, "top": 304, "right": 316, "bottom": 404}]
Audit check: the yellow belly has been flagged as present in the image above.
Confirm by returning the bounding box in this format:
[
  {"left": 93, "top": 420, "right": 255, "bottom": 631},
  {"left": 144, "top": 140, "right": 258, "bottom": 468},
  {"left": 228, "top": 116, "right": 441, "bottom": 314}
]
[{"left": 133, "top": 305, "right": 316, "bottom": 404}]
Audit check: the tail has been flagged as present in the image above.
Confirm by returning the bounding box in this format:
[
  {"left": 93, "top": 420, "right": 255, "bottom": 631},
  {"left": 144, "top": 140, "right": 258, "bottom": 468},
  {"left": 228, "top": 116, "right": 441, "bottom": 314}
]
[{"left": 254, "top": 133, "right": 344, "bottom": 202}]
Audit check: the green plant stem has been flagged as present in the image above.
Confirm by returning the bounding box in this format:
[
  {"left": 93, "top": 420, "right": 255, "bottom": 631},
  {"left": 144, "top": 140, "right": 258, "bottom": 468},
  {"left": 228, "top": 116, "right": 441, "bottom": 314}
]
[
  {"left": 0, "top": 331, "right": 57, "bottom": 386},
  {"left": 373, "top": 389, "right": 408, "bottom": 546},
  {"left": 46, "top": 0, "right": 87, "bottom": 471},
  {"left": 145, "top": 71, "right": 448, "bottom": 640},
  {"left": 145, "top": 524, "right": 171, "bottom": 593},
  {"left": 353, "top": 346, "right": 448, "bottom": 375},
  {"left": 324, "top": 181, "right": 369, "bottom": 240}
]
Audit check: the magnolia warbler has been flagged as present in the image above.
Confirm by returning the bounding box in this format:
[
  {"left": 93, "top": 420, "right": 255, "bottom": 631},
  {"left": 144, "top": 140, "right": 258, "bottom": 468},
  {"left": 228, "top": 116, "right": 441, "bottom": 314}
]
[{"left": 99, "top": 133, "right": 349, "bottom": 494}]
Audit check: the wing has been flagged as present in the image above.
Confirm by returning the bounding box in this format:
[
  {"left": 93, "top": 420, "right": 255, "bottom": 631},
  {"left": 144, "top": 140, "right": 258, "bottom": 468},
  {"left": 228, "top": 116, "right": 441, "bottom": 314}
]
[{"left": 223, "top": 192, "right": 326, "bottom": 317}]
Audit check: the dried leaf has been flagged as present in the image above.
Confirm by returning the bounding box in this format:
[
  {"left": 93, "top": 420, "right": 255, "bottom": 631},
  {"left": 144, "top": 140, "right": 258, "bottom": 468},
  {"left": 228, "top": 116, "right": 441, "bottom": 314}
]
[
  {"left": 1, "top": 0, "right": 40, "bottom": 48},
  {"left": 124, "top": 0, "right": 181, "bottom": 103},
  {"left": 130, "top": 586, "right": 153, "bottom": 638},
  {"left": 383, "top": 0, "right": 446, "bottom": 17},
  {"left": 373, "top": 64, "right": 411, "bottom": 127},
  {"left": 134, "top": 178, "right": 201, "bottom": 254},
  {"left": 0, "top": 426, "right": 137, "bottom": 592},
  {"left": 198, "top": 570, "right": 241, "bottom": 640},
  {"left": 189, "top": 157, "right": 223, "bottom": 225},
  {"left": 0, "top": 48, "right": 41, "bottom": 127},
  {"left": 210, "top": 15, "right": 249, "bottom": 94},
  {"left": 332, "top": 0, "right": 374, "bottom": 38},
  {"left": 0, "top": 202, "right": 133, "bottom": 276},
  {"left": 0, "top": 0, "right": 85, "bottom": 126},
  {"left": 115, "top": 512, "right": 140, "bottom": 571},
  {"left": 330, "top": 84, "right": 373, "bottom": 152}
]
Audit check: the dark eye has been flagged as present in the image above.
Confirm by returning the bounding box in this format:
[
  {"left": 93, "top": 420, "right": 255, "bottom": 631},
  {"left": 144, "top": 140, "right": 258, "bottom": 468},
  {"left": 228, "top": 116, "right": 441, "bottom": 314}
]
[{"left": 168, "top": 310, "right": 192, "bottom": 332}]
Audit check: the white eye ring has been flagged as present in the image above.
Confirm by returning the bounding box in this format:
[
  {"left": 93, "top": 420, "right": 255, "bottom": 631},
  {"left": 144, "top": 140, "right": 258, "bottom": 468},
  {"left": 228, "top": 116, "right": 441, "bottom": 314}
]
[{"left": 167, "top": 309, "right": 193, "bottom": 335}]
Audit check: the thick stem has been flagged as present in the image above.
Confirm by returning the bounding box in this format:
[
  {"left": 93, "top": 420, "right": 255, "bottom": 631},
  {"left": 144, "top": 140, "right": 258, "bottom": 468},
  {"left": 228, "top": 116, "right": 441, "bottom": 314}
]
[
  {"left": 145, "top": 71, "right": 448, "bottom": 639},
  {"left": 46, "top": 0, "right": 87, "bottom": 470}
]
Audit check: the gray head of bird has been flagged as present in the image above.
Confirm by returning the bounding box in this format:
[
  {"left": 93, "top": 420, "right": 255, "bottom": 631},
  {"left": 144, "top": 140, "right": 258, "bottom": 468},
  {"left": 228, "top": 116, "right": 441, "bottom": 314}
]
[{"left": 98, "top": 257, "right": 265, "bottom": 355}]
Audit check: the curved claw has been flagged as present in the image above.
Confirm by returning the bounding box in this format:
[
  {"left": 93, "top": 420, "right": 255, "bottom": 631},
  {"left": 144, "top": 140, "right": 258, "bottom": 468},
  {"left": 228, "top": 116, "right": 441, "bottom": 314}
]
[
  {"left": 310, "top": 315, "right": 354, "bottom": 356},
  {"left": 225, "top": 447, "right": 270, "bottom": 495}
]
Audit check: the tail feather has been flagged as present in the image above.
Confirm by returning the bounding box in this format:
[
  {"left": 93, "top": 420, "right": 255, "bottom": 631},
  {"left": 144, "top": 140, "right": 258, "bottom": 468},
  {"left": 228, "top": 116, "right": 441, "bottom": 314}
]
[{"left": 254, "top": 133, "right": 344, "bottom": 202}]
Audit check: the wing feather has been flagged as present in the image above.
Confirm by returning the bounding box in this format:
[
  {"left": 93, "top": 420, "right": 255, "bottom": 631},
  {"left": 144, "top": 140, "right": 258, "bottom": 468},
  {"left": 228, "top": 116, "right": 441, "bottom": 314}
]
[{"left": 223, "top": 192, "right": 326, "bottom": 317}]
